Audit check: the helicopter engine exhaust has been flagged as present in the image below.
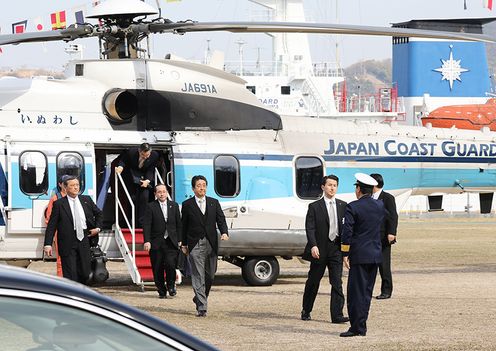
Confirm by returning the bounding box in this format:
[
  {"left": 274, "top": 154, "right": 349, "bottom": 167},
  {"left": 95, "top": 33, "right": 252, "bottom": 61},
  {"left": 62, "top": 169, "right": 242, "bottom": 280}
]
[{"left": 102, "top": 89, "right": 137, "bottom": 123}]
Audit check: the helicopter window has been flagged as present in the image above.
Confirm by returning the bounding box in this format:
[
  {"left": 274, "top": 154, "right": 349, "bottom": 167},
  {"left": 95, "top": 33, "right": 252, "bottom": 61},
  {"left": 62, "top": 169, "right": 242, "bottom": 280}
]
[
  {"left": 295, "top": 157, "right": 324, "bottom": 199},
  {"left": 281, "top": 86, "right": 291, "bottom": 95},
  {"left": 246, "top": 86, "right": 256, "bottom": 94},
  {"left": 57, "top": 152, "right": 85, "bottom": 193},
  {"left": 214, "top": 155, "right": 240, "bottom": 198},
  {"left": 19, "top": 151, "right": 48, "bottom": 196}
]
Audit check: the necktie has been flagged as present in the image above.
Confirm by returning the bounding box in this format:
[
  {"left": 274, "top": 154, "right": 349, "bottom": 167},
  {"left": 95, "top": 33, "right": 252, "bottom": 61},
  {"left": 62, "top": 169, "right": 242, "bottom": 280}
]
[
  {"left": 161, "top": 203, "right": 168, "bottom": 239},
  {"left": 161, "top": 203, "right": 168, "bottom": 221},
  {"left": 199, "top": 199, "right": 205, "bottom": 215},
  {"left": 74, "top": 199, "right": 84, "bottom": 241},
  {"left": 328, "top": 200, "right": 337, "bottom": 241}
]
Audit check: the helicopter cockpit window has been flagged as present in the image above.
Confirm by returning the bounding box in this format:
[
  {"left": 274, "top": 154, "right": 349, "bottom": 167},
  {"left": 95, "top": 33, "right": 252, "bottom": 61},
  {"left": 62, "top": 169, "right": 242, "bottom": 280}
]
[
  {"left": 295, "top": 156, "right": 324, "bottom": 199},
  {"left": 19, "top": 151, "right": 48, "bottom": 196},
  {"left": 57, "top": 152, "right": 85, "bottom": 192},
  {"left": 214, "top": 155, "right": 240, "bottom": 197}
]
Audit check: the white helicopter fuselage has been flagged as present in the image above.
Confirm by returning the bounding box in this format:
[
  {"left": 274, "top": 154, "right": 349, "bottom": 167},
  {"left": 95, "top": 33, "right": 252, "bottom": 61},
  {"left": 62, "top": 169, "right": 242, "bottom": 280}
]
[
  {"left": 1, "top": 59, "right": 264, "bottom": 130},
  {"left": 1, "top": 58, "right": 496, "bottom": 284}
]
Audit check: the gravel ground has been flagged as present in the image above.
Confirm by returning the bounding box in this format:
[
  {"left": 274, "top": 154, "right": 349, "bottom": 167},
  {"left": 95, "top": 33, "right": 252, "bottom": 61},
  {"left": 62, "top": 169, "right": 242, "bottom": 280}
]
[{"left": 28, "top": 217, "right": 496, "bottom": 350}]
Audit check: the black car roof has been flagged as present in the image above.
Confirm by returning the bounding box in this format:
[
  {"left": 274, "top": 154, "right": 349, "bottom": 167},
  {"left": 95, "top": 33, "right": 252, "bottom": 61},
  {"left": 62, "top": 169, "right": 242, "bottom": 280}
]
[{"left": 0, "top": 265, "right": 217, "bottom": 351}]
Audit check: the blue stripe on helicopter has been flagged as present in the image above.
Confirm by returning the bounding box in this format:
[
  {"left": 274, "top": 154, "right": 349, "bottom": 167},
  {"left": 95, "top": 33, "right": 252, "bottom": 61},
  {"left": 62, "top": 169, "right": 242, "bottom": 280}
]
[
  {"left": 10, "top": 163, "right": 95, "bottom": 209},
  {"left": 173, "top": 163, "right": 496, "bottom": 202},
  {"left": 175, "top": 153, "right": 496, "bottom": 164}
]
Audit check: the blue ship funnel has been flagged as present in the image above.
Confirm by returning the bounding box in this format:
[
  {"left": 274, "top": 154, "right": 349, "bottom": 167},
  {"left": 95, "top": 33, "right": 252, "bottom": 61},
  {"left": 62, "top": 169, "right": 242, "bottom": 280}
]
[{"left": 393, "top": 40, "right": 490, "bottom": 98}]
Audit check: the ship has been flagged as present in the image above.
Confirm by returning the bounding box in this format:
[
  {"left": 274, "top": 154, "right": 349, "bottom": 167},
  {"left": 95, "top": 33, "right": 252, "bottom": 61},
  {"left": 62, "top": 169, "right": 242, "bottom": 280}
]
[{"left": 221, "top": 1, "right": 496, "bottom": 214}]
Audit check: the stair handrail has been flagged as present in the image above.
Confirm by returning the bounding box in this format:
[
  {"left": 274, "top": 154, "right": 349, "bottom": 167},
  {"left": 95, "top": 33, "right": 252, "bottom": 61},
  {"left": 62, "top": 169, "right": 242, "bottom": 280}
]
[
  {"left": 302, "top": 79, "right": 322, "bottom": 117},
  {"left": 154, "top": 167, "right": 165, "bottom": 187},
  {"left": 305, "top": 76, "right": 328, "bottom": 115},
  {"left": 115, "top": 171, "right": 136, "bottom": 260},
  {"left": 154, "top": 167, "right": 172, "bottom": 201},
  {"left": 0, "top": 197, "right": 7, "bottom": 241}
]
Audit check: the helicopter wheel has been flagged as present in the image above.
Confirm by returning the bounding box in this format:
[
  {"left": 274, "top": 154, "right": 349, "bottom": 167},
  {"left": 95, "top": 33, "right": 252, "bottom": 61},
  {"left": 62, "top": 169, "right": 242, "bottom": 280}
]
[{"left": 241, "top": 256, "right": 279, "bottom": 286}]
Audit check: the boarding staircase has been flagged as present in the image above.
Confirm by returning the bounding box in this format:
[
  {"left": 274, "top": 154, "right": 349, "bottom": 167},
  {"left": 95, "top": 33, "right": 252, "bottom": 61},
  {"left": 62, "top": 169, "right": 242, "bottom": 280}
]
[
  {"left": 121, "top": 228, "right": 155, "bottom": 281},
  {"left": 112, "top": 169, "right": 172, "bottom": 290},
  {"left": 301, "top": 76, "right": 329, "bottom": 117}
]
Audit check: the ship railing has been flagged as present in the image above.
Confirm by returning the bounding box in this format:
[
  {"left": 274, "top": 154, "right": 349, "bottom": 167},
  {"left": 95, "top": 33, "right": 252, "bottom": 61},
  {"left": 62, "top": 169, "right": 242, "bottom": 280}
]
[
  {"left": 224, "top": 61, "right": 343, "bottom": 78},
  {"left": 337, "top": 94, "right": 405, "bottom": 117}
]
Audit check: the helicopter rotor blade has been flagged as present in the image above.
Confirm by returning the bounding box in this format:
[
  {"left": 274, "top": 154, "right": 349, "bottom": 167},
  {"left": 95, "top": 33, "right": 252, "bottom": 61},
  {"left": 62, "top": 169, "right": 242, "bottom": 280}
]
[
  {"left": 148, "top": 21, "right": 495, "bottom": 43},
  {"left": 0, "top": 25, "right": 95, "bottom": 46},
  {"left": 1, "top": 20, "right": 492, "bottom": 47}
]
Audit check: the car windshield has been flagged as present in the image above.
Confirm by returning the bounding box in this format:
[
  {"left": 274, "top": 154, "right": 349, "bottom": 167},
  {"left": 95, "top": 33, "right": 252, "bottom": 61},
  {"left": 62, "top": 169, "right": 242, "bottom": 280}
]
[{"left": 0, "top": 296, "right": 178, "bottom": 351}]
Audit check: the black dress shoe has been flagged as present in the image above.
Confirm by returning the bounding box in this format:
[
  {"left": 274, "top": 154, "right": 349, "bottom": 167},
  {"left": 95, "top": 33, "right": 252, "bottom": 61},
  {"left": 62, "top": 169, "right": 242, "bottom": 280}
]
[
  {"left": 168, "top": 287, "right": 177, "bottom": 297},
  {"left": 376, "top": 293, "right": 391, "bottom": 300},
  {"left": 332, "top": 316, "right": 350, "bottom": 324},
  {"left": 340, "top": 330, "right": 366, "bottom": 337},
  {"left": 158, "top": 292, "right": 167, "bottom": 299},
  {"left": 196, "top": 310, "right": 207, "bottom": 317},
  {"left": 301, "top": 310, "right": 311, "bottom": 321}
]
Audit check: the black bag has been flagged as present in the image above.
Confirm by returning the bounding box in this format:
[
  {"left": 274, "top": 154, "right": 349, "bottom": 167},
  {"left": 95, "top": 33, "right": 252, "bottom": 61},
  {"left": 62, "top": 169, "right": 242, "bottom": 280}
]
[
  {"left": 176, "top": 250, "right": 186, "bottom": 270},
  {"left": 89, "top": 245, "right": 109, "bottom": 284}
]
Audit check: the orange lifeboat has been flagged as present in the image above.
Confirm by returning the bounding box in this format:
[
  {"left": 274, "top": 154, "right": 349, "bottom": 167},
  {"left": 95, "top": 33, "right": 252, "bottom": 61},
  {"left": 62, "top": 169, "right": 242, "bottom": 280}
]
[{"left": 421, "top": 98, "right": 496, "bottom": 131}]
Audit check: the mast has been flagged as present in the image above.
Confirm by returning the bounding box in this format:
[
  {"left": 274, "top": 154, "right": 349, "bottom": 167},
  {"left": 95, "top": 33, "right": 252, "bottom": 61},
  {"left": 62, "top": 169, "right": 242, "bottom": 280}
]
[{"left": 248, "top": 0, "right": 313, "bottom": 77}]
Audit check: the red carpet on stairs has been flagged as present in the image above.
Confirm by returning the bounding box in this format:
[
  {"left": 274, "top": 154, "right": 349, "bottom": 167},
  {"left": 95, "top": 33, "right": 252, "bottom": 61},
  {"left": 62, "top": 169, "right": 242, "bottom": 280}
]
[{"left": 121, "top": 228, "right": 154, "bottom": 282}]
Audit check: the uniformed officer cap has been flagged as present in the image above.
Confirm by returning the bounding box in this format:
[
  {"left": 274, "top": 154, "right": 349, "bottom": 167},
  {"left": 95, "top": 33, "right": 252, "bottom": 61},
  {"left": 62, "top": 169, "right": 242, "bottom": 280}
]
[
  {"left": 353, "top": 172, "right": 378, "bottom": 187},
  {"left": 58, "top": 174, "right": 71, "bottom": 183}
]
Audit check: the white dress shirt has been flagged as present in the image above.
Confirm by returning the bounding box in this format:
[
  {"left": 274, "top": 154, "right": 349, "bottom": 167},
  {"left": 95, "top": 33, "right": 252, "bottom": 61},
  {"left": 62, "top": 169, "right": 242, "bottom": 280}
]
[
  {"left": 195, "top": 196, "right": 206, "bottom": 215},
  {"left": 325, "top": 197, "right": 338, "bottom": 240},
  {"left": 159, "top": 200, "right": 168, "bottom": 221},
  {"left": 159, "top": 200, "right": 168, "bottom": 239},
  {"left": 373, "top": 189, "right": 383, "bottom": 200},
  {"left": 68, "top": 196, "right": 87, "bottom": 231}
]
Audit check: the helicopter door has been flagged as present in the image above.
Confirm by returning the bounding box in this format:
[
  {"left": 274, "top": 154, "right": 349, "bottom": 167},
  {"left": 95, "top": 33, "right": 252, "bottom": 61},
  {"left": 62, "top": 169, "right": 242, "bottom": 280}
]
[
  {"left": 0, "top": 142, "right": 7, "bottom": 241},
  {"left": 6, "top": 141, "right": 94, "bottom": 234}
]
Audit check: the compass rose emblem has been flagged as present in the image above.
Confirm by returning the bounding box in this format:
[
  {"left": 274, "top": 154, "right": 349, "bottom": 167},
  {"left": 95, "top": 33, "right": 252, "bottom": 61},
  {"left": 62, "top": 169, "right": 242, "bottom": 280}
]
[{"left": 434, "top": 45, "right": 469, "bottom": 90}]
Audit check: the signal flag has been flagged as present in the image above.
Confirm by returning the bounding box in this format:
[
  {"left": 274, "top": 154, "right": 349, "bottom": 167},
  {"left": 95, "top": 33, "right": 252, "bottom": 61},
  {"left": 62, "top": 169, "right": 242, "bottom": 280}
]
[
  {"left": 12, "top": 20, "right": 27, "bottom": 34},
  {"left": 33, "top": 17, "right": 44, "bottom": 31},
  {"left": 75, "top": 10, "right": 85, "bottom": 25},
  {"left": 51, "top": 11, "right": 67, "bottom": 30}
]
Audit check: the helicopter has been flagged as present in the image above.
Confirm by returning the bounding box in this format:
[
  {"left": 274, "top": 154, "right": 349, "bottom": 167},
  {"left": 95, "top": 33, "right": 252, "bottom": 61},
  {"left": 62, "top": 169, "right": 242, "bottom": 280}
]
[{"left": 0, "top": 0, "right": 495, "bottom": 287}]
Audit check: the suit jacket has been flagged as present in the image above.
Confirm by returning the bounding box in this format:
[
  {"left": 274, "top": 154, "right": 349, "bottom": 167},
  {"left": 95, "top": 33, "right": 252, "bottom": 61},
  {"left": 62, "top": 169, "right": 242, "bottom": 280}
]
[
  {"left": 341, "top": 195, "right": 384, "bottom": 265},
  {"left": 181, "top": 196, "right": 228, "bottom": 254},
  {"left": 118, "top": 147, "right": 160, "bottom": 186},
  {"left": 302, "top": 197, "right": 347, "bottom": 264},
  {"left": 143, "top": 199, "right": 182, "bottom": 249},
  {"left": 377, "top": 190, "right": 398, "bottom": 245},
  {"left": 44, "top": 195, "right": 103, "bottom": 256}
]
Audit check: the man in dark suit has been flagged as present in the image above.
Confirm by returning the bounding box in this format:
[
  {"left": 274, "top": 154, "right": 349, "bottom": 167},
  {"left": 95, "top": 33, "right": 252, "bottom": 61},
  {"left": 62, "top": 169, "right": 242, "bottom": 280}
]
[
  {"left": 181, "top": 175, "right": 229, "bottom": 317},
  {"left": 115, "top": 143, "right": 160, "bottom": 226},
  {"left": 301, "top": 175, "right": 349, "bottom": 324},
  {"left": 370, "top": 173, "right": 398, "bottom": 300},
  {"left": 44, "top": 176, "right": 103, "bottom": 284},
  {"left": 143, "top": 184, "right": 182, "bottom": 299},
  {"left": 340, "top": 173, "right": 385, "bottom": 337}
]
